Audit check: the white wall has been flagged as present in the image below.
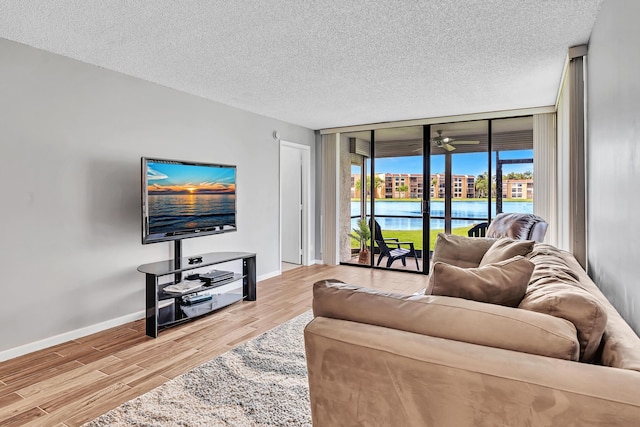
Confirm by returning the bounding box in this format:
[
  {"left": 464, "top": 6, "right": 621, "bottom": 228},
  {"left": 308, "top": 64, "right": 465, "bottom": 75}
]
[
  {"left": 0, "top": 39, "right": 315, "bottom": 356},
  {"left": 587, "top": 0, "right": 640, "bottom": 333}
]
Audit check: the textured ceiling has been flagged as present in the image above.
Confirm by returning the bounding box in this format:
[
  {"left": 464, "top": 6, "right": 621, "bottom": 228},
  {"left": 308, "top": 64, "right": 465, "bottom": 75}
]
[{"left": 0, "top": 1, "right": 603, "bottom": 130}]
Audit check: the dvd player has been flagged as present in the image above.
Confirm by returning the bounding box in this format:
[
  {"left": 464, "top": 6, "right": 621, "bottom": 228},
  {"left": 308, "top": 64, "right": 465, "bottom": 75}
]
[
  {"left": 182, "top": 294, "right": 212, "bottom": 305},
  {"left": 200, "top": 269, "right": 234, "bottom": 285}
]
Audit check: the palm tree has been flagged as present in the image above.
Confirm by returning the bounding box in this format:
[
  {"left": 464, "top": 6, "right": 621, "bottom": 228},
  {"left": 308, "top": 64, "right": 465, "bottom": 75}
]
[
  {"left": 355, "top": 175, "right": 384, "bottom": 197},
  {"left": 349, "top": 218, "right": 371, "bottom": 264},
  {"left": 475, "top": 172, "right": 489, "bottom": 198},
  {"left": 430, "top": 177, "right": 437, "bottom": 198},
  {"left": 504, "top": 171, "right": 533, "bottom": 180},
  {"left": 396, "top": 184, "right": 409, "bottom": 198}
]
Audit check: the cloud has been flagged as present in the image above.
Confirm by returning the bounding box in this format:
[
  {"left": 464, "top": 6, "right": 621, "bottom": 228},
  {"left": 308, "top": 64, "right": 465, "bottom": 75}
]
[
  {"left": 147, "top": 167, "right": 168, "bottom": 180},
  {"left": 147, "top": 181, "right": 236, "bottom": 195},
  {"left": 149, "top": 183, "right": 171, "bottom": 192}
]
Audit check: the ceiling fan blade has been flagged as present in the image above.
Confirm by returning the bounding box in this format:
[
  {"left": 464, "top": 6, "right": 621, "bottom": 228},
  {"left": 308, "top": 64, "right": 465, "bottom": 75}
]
[
  {"left": 451, "top": 140, "right": 480, "bottom": 145},
  {"left": 443, "top": 143, "right": 456, "bottom": 151}
]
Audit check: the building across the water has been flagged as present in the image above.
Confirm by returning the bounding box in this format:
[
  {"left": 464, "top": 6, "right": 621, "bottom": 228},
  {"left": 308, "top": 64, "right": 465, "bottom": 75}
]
[{"left": 351, "top": 173, "right": 532, "bottom": 200}]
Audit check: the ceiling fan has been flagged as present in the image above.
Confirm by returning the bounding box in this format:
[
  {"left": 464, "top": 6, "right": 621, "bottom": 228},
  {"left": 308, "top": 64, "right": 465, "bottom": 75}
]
[{"left": 431, "top": 130, "right": 480, "bottom": 152}]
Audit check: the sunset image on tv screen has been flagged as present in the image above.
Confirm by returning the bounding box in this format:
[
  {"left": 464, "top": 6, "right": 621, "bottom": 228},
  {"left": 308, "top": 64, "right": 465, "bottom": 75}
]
[{"left": 146, "top": 161, "right": 236, "bottom": 237}]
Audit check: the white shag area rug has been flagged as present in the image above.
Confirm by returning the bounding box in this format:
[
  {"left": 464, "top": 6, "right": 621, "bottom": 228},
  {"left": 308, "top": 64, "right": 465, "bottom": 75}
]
[{"left": 84, "top": 311, "right": 313, "bottom": 427}]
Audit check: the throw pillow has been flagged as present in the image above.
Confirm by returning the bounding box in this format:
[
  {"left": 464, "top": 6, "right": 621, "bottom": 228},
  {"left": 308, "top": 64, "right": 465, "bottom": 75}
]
[
  {"left": 479, "top": 237, "right": 535, "bottom": 267},
  {"left": 426, "top": 256, "right": 535, "bottom": 307},
  {"left": 431, "top": 233, "right": 496, "bottom": 269}
]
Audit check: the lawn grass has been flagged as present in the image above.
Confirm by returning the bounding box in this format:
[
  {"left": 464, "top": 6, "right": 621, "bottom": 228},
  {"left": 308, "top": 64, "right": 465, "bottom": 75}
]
[{"left": 351, "top": 227, "right": 470, "bottom": 251}]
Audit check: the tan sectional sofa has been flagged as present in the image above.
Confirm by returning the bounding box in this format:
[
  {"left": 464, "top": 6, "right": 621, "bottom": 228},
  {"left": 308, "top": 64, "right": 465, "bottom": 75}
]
[{"left": 304, "top": 237, "right": 640, "bottom": 426}]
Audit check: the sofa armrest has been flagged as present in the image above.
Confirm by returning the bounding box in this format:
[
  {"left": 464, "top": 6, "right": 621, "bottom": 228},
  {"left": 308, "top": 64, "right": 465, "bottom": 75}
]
[
  {"left": 305, "top": 317, "right": 640, "bottom": 427},
  {"left": 313, "top": 280, "right": 579, "bottom": 360}
]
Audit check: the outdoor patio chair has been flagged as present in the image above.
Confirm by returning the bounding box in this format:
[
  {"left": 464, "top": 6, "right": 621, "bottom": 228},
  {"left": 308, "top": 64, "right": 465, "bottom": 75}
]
[
  {"left": 370, "top": 220, "right": 420, "bottom": 269},
  {"left": 468, "top": 222, "right": 488, "bottom": 237}
]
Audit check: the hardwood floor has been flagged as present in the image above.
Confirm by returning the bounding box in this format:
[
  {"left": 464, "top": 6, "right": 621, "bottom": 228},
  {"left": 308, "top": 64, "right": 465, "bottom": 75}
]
[{"left": 0, "top": 264, "right": 426, "bottom": 426}]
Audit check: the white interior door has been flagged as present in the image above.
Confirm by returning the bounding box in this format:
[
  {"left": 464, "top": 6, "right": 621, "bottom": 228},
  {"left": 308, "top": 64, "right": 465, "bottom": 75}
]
[{"left": 281, "top": 145, "right": 302, "bottom": 264}]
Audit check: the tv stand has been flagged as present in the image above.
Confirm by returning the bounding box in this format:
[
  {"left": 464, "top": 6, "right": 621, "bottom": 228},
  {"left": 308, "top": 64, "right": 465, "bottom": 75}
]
[{"left": 138, "top": 251, "right": 256, "bottom": 338}]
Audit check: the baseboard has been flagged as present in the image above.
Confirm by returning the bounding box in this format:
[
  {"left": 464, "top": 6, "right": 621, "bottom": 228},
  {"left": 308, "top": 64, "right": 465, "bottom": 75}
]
[
  {"left": 0, "top": 310, "right": 145, "bottom": 363},
  {"left": 312, "top": 259, "right": 323, "bottom": 265},
  {"left": 258, "top": 270, "right": 281, "bottom": 281}
]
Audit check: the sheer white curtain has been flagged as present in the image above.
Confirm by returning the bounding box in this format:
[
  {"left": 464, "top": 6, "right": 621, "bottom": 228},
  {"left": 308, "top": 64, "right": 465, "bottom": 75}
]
[
  {"left": 556, "top": 46, "right": 587, "bottom": 267},
  {"left": 533, "top": 113, "right": 557, "bottom": 245},
  {"left": 320, "top": 133, "right": 340, "bottom": 265}
]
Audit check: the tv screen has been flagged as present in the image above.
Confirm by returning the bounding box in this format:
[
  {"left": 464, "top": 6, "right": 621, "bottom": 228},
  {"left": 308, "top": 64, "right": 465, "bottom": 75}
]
[{"left": 142, "top": 157, "right": 237, "bottom": 244}]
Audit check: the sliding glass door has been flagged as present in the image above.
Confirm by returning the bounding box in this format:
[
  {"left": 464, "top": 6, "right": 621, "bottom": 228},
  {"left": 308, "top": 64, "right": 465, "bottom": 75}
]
[
  {"left": 491, "top": 117, "right": 534, "bottom": 217},
  {"left": 371, "top": 127, "right": 425, "bottom": 272},
  {"left": 340, "top": 127, "right": 427, "bottom": 273},
  {"left": 429, "top": 121, "right": 490, "bottom": 245},
  {"left": 338, "top": 115, "right": 534, "bottom": 274},
  {"left": 342, "top": 131, "right": 372, "bottom": 267}
]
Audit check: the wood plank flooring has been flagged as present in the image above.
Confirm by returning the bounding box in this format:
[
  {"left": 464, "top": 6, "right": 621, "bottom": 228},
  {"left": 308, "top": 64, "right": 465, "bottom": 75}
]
[{"left": 0, "top": 264, "right": 427, "bottom": 426}]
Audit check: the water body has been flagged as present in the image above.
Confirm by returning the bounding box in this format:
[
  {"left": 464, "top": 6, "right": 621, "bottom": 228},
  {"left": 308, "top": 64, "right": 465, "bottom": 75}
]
[
  {"left": 149, "top": 194, "right": 236, "bottom": 234},
  {"left": 351, "top": 200, "right": 533, "bottom": 230}
]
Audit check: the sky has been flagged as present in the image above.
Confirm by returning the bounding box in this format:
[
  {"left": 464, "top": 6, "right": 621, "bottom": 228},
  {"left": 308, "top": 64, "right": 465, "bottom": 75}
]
[
  {"left": 357, "top": 149, "right": 534, "bottom": 177},
  {"left": 147, "top": 161, "right": 236, "bottom": 194}
]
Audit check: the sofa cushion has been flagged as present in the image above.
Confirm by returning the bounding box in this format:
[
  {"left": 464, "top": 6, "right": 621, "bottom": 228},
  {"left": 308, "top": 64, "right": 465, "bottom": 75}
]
[
  {"left": 520, "top": 244, "right": 609, "bottom": 362},
  {"left": 543, "top": 247, "right": 640, "bottom": 372},
  {"left": 479, "top": 237, "right": 535, "bottom": 267},
  {"left": 519, "top": 281, "right": 607, "bottom": 362},
  {"left": 313, "top": 280, "right": 580, "bottom": 361},
  {"left": 426, "top": 256, "right": 534, "bottom": 307},
  {"left": 431, "top": 233, "right": 495, "bottom": 269},
  {"left": 526, "top": 244, "right": 581, "bottom": 287}
]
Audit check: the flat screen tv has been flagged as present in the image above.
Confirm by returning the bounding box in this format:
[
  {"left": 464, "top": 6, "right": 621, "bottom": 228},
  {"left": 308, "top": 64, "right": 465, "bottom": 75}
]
[{"left": 141, "top": 157, "right": 237, "bottom": 244}]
